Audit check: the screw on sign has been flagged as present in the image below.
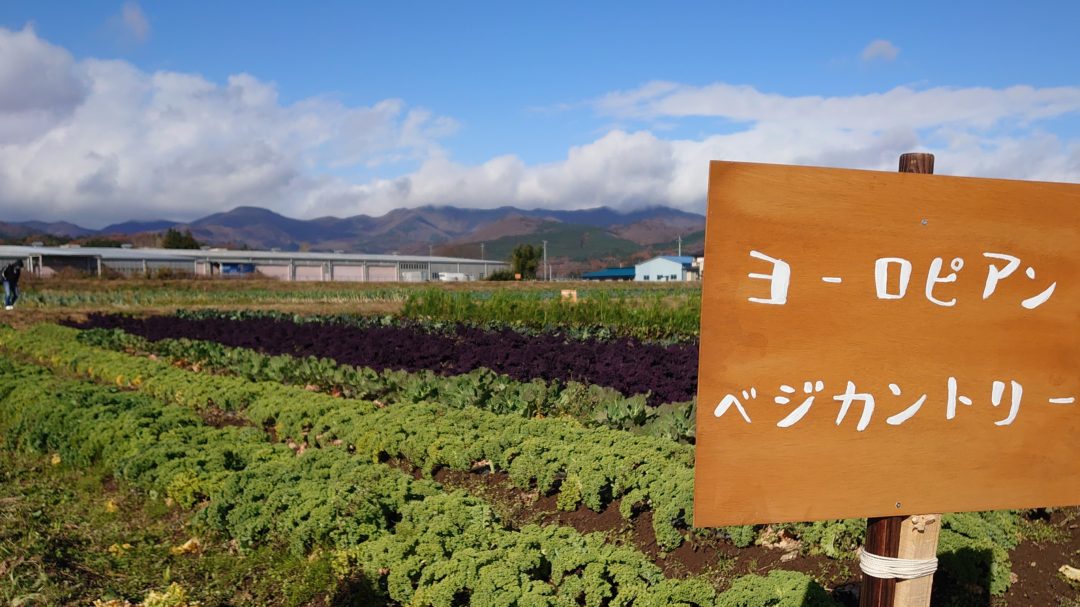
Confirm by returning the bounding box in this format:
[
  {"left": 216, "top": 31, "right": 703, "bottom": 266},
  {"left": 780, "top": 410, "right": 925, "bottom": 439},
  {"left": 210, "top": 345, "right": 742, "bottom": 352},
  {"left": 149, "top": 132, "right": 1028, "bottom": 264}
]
[{"left": 694, "top": 155, "right": 1080, "bottom": 607}]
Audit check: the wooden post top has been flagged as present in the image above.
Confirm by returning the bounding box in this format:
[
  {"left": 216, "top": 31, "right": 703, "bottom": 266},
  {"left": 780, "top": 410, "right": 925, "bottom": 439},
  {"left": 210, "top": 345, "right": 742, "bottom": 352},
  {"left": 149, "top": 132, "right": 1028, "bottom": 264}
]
[{"left": 899, "top": 153, "right": 934, "bottom": 174}]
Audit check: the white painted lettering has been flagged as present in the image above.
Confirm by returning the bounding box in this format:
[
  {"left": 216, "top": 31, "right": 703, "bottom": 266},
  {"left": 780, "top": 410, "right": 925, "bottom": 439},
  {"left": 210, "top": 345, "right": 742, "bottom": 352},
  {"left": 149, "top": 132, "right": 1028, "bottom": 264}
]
[{"left": 747, "top": 250, "right": 791, "bottom": 305}]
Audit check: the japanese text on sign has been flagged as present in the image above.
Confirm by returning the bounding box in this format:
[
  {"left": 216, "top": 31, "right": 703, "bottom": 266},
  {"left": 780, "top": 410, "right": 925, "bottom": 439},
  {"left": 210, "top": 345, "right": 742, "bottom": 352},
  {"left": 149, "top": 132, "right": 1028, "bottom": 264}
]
[
  {"left": 710, "top": 250, "right": 1069, "bottom": 431},
  {"left": 694, "top": 161, "right": 1080, "bottom": 527},
  {"left": 746, "top": 250, "right": 1056, "bottom": 309}
]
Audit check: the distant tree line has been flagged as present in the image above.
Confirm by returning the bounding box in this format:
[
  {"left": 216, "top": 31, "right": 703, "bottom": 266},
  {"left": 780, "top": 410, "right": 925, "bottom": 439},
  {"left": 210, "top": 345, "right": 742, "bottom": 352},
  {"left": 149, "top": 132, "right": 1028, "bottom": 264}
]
[
  {"left": 0, "top": 228, "right": 203, "bottom": 250},
  {"left": 0, "top": 233, "right": 71, "bottom": 247},
  {"left": 161, "top": 228, "right": 202, "bottom": 249},
  {"left": 487, "top": 243, "right": 542, "bottom": 281}
]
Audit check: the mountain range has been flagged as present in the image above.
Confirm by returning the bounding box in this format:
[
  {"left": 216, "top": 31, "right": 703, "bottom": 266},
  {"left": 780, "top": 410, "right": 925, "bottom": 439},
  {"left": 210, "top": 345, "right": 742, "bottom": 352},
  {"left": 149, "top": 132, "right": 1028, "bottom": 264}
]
[{"left": 0, "top": 205, "right": 705, "bottom": 264}]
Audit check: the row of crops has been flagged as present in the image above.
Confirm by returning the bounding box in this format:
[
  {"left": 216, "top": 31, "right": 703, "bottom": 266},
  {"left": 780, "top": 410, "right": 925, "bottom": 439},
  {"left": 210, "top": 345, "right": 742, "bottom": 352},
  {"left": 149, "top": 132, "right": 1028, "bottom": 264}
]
[
  {"left": 75, "top": 326, "right": 697, "bottom": 443},
  {"left": 0, "top": 323, "right": 819, "bottom": 606},
  {"left": 400, "top": 287, "right": 701, "bottom": 342},
  {"left": 19, "top": 278, "right": 701, "bottom": 343},
  {"left": 0, "top": 306, "right": 1037, "bottom": 605},
  {"left": 75, "top": 310, "right": 699, "bottom": 413},
  {"left": 21, "top": 282, "right": 415, "bottom": 309}
]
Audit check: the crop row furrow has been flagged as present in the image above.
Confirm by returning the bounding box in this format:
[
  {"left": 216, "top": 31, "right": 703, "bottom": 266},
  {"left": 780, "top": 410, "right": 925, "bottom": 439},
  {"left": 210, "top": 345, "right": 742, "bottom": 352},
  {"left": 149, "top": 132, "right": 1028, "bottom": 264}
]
[
  {"left": 400, "top": 287, "right": 701, "bottom": 342},
  {"left": 24, "top": 285, "right": 411, "bottom": 308},
  {"left": 3, "top": 324, "right": 1018, "bottom": 598},
  {"left": 76, "top": 326, "right": 696, "bottom": 443},
  {"left": 0, "top": 355, "right": 728, "bottom": 606},
  {"left": 0, "top": 324, "right": 703, "bottom": 550},
  {"left": 70, "top": 311, "right": 699, "bottom": 405}
]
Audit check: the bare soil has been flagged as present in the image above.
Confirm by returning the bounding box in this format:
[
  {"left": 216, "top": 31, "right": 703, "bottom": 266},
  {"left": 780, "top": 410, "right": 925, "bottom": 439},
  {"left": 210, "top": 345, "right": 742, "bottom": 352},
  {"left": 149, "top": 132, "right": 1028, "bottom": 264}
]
[
  {"left": 424, "top": 464, "right": 861, "bottom": 599},
  {"left": 1000, "top": 509, "right": 1080, "bottom": 606},
  {"left": 421, "top": 464, "right": 1080, "bottom": 605},
  {"left": 198, "top": 405, "right": 252, "bottom": 429}
]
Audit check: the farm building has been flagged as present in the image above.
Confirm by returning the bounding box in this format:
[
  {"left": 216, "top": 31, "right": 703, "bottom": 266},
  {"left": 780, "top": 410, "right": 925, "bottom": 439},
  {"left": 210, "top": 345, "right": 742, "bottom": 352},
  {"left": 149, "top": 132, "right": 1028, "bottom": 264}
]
[
  {"left": 581, "top": 267, "right": 635, "bottom": 281},
  {"left": 0, "top": 245, "right": 507, "bottom": 282},
  {"left": 634, "top": 256, "right": 699, "bottom": 282}
]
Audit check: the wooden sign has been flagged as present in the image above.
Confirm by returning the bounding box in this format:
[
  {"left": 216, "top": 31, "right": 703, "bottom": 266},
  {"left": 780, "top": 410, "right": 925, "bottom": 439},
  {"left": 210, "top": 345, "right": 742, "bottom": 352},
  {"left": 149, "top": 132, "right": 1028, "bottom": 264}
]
[
  {"left": 561, "top": 289, "right": 578, "bottom": 302},
  {"left": 694, "top": 161, "right": 1080, "bottom": 526}
]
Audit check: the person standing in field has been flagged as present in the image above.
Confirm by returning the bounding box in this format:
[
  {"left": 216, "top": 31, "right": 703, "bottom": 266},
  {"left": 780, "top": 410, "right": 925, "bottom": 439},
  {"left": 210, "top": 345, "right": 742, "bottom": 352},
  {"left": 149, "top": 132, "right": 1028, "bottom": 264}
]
[{"left": 2, "top": 259, "right": 23, "bottom": 310}]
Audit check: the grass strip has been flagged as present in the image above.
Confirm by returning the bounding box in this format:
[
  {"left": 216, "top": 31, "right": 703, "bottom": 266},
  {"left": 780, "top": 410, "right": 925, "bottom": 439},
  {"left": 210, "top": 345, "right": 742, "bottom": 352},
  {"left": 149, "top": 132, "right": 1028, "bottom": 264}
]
[{"left": 0, "top": 449, "right": 358, "bottom": 607}]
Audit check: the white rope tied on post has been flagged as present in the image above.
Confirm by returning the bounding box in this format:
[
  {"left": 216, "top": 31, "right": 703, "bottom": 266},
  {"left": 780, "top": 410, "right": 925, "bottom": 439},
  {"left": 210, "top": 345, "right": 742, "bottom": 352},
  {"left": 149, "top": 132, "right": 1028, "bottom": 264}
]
[{"left": 859, "top": 549, "right": 938, "bottom": 580}]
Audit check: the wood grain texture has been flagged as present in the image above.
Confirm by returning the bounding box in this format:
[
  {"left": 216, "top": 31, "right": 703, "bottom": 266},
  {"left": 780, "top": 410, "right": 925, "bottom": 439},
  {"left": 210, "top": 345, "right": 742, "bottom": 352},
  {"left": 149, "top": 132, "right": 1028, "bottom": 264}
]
[
  {"left": 867, "top": 154, "right": 939, "bottom": 607},
  {"left": 891, "top": 514, "right": 941, "bottom": 605},
  {"left": 862, "top": 516, "right": 902, "bottom": 606},
  {"left": 694, "top": 161, "right": 1080, "bottom": 527},
  {"left": 899, "top": 153, "right": 934, "bottom": 175}
]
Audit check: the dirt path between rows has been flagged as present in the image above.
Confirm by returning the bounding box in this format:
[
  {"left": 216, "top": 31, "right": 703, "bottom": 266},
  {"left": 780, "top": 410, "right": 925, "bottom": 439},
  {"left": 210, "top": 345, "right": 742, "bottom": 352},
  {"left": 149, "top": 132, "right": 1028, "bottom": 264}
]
[{"left": 7, "top": 320, "right": 1079, "bottom": 605}]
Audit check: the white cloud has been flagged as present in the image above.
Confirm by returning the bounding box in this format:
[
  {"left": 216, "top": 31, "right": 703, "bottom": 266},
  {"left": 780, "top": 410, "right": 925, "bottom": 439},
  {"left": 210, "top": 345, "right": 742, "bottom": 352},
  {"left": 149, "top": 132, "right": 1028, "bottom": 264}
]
[
  {"left": 119, "top": 1, "right": 151, "bottom": 41},
  {"left": 360, "top": 81, "right": 1079, "bottom": 213},
  {"left": 0, "top": 26, "right": 1077, "bottom": 228},
  {"left": 0, "top": 26, "right": 458, "bottom": 226},
  {"left": 0, "top": 25, "right": 88, "bottom": 143},
  {"left": 582, "top": 81, "right": 1078, "bottom": 206},
  {"left": 861, "top": 39, "right": 899, "bottom": 62},
  {"left": 594, "top": 81, "right": 1080, "bottom": 130}
]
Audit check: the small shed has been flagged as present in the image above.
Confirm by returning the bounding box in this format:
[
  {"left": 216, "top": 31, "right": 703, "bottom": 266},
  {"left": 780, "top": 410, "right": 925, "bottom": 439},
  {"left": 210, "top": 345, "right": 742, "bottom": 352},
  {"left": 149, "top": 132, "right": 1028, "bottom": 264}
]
[
  {"left": 634, "top": 256, "right": 697, "bottom": 282},
  {"left": 581, "top": 267, "right": 635, "bottom": 281}
]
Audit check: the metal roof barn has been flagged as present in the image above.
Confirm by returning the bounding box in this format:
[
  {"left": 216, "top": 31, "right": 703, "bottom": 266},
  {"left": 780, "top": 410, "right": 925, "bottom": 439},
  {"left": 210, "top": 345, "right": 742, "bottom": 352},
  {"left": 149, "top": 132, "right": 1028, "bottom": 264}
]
[{"left": 0, "top": 245, "right": 508, "bottom": 282}]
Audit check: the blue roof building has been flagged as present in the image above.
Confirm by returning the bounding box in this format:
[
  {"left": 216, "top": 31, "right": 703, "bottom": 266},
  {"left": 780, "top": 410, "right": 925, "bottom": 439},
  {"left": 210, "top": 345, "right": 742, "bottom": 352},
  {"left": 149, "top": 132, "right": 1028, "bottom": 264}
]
[{"left": 581, "top": 267, "right": 636, "bottom": 281}]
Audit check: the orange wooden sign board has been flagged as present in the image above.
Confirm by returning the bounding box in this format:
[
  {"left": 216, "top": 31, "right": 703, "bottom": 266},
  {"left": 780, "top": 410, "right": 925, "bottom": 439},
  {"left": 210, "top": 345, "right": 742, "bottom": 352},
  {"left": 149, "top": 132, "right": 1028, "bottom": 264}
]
[{"left": 694, "top": 161, "right": 1080, "bottom": 527}]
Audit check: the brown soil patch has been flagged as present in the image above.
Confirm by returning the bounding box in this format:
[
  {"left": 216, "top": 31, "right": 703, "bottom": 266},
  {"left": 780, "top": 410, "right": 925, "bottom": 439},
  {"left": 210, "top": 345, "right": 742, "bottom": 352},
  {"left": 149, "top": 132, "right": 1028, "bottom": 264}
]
[
  {"left": 198, "top": 405, "right": 251, "bottom": 428},
  {"left": 413, "top": 463, "right": 1080, "bottom": 605},
  {"left": 101, "top": 475, "right": 119, "bottom": 493},
  {"left": 1001, "top": 509, "right": 1080, "bottom": 606},
  {"left": 424, "top": 464, "right": 859, "bottom": 597}
]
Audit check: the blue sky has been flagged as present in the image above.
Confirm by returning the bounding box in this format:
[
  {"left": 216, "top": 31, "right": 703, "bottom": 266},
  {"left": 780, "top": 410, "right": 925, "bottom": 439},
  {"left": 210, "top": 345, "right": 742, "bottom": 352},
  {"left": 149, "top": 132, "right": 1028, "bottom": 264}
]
[{"left": 0, "top": 1, "right": 1077, "bottom": 226}]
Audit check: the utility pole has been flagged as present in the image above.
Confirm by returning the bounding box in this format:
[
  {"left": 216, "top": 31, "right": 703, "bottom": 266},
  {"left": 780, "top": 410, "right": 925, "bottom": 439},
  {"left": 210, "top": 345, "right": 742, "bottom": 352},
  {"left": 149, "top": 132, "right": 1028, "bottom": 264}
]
[
  {"left": 678, "top": 234, "right": 682, "bottom": 257},
  {"left": 541, "top": 240, "right": 548, "bottom": 281},
  {"left": 480, "top": 242, "right": 485, "bottom": 261},
  {"left": 429, "top": 244, "right": 433, "bottom": 257}
]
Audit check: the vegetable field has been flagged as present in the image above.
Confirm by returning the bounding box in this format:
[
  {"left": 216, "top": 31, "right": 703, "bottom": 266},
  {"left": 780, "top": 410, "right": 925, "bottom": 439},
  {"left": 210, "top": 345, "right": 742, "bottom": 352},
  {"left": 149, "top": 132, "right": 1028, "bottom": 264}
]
[{"left": 1, "top": 280, "right": 1077, "bottom": 606}]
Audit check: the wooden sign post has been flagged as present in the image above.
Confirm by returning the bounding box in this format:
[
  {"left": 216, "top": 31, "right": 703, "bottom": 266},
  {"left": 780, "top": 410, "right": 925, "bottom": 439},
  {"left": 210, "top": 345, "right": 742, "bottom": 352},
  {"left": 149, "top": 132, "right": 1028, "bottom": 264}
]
[
  {"left": 694, "top": 157, "right": 1080, "bottom": 604},
  {"left": 862, "top": 153, "right": 940, "bottom": 607}
]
